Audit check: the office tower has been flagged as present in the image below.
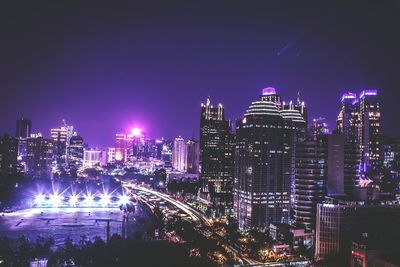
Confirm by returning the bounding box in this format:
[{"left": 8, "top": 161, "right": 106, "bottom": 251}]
[
  {"left": 234, "top": 88, "right": 305, "bottom": 229},
  {"left": 381, "top": 137, "right": 400, "bottom": 174},
  {"left": 51, "top": 127, "right": 68, "bottom": 164},
  {"left": 83, "top": 149, "right": 107, "bottom": 167},
  {"left": 16, "top": 118, "right": 32, "bottom": 138},
  {"left": 161, "top": 140, "right": 173, "bottom": 167},
  {"left": 0, "top": 135, "right": 19, "bottom": 183},
  {"left": 155, "top": 139, "right": 164, "bottom": 160},
  {"left": 172, "top": 136, "right": 186, "bottom": 172},
  {"left": 336, "top": 92, "right": 360, "bottom": 195},
  {"left": 115, "top": 133, "right": 126, "bottom": 161},
  {"left": 26, "top": 134, "right": 53, "bottom": 178},
  {"left": 186, "top": 139, "right": 200, "bottom": 174},
  {"left": 358, "top": 90, "right": 381, "bottom": 174},
  {"left": 293, "top": 132, "right": 345, "bottom": 230},
  {"left": 310, "top": 117, "right": 330, "bottom": 139},
  {"left": 315, "top": 198, "right": 400, "bottom": 262},
  {"left": 67, "top": 135, "right": 84, "bottom": 167},
  {"left": 200, "top": 97, "right": 235, "bottom": 214},
  {"left": 281, "top": 106, "right": 307, "bottom": 219},
  {"left": 282, "top": 92, "right": 308, "bottom": 126}
]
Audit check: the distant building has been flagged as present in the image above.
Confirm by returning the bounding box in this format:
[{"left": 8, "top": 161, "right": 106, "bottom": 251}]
[
  {"left": 358, "top": 90, "right": 381, "bottom": 174},
  {"left": 172, "top": 136, "right": 186, "bottom": 172},
  {"left": 161, "top": 140, "right": 173, "bottom": 167},
  {"left": 0, "top": 134, "right": 19, "bottom": 183},
  {"left": 51, "top": 127, "right": 68, "bottom": 164},
  {"left": 115, "top": 133, "right": 126, "bottom": 162},
  {"left": 336, "top": 92, "right": 360, "bottom": 195},
  {"left": 26, "top": 134, "right": 53, "bottom": 178},
  {"left": 67, "top": 135, "right": 84, "bottom": 167},
  {"left": 186, "top": 139, "right": 199, "bottom": 174},
  {"left": 16, "top": 118, "right": 32, "bottom": 139},
  {"left": 200, "top": 96, "right": 235, "bottom": 214},
  {"left": 83, "top": 149, "right": 107, "bottom": 167}
]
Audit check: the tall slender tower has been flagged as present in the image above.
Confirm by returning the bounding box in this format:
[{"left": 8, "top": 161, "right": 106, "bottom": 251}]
[
  {"left": 172, "top": 136, "right": 187, "bottom": 172},
  {"left": 200, "top": 97, "right": 234, "bottom": 215},
  {"left": 336, "top": 92, "right": 360, "bottom": 194},
  {"left": 358, "top": 90, "right": 381, "bottom": 174}
]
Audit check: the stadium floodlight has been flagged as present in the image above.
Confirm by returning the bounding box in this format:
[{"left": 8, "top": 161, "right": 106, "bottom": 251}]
[
  {"left": 100, "top": 194, "right": 111, "bottom": 207},
  {"left": 69, "top": 194, "right": 78, "bottom": 206},
  {"left": 84, "top": 195, "right": 94, "bottom": 207},
  {"left": 34, "top": 194, "right": 46, "bottom": 205},
  {"left": 118, "top": 194, "right": 130, "bottom": 206},
  {"left": 49, "top": 194, "right": 63, "bottom": 207}
]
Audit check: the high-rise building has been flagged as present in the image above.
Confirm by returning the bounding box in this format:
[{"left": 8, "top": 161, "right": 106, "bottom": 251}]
[
  {"left": 83, "top": 148, "right": 107, "bottom": 167},
  {"left": 293, "top": 132, "right": 345, "bottom": 230},
  {"left": 200, "top": 97, "right": 235, "bottom": 214},
  {"left": 67, "top": 135, "right": 84, "bottom": 167},
  {"left": 172, "top": 136, "right": 186, "bottom": 172},
  {"left": 0, "top": 135, "right": 19, "bottom": 183},
  {"left": 161, "top": 140, "right": 173, "bottom": 167},
  {"left": 186, "top": 139, "right": 200, "bottom": 174},
  {"left": 336, "top": 92, "right": 360, "bottom": 195},
  {"left": 234, "top": 88, "right": 305, "bottom": 229},
  {"left": 115, "top": 133, "right": 126, "bottom": 162},
  {"left": 26, "top": 134, "right": 53, "bottom": 178},
  {"left": 315, "top": 197, "right": 400, "bottom": 261},
  {"left": 358, "top": 90, "right": 381, "bottom": 174},
  {"left": 51, "top": 127, "right": 68, "bottom": 164},
  {"left": 16, "top": 118, "right": 32, "bottom": 139}
]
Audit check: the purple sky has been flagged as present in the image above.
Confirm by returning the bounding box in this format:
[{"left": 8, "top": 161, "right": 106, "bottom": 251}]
[{"left": 1, "top": 1, "right": 400, "bottom": 147}]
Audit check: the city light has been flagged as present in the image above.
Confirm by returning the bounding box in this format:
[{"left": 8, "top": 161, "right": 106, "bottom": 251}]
[
  {"left": 131, "top": 127, "right": 142, "bottom": 137},
  {"left": 84, "top": 194, "right": 94, "bottom": 207},
  {"left": 68, "top": 195, "right": 78, "bottom": 206},
  {"left": 118, "top": 194, "right": 130, "bottom": 206},
  {"left": 49, "top": 194, "right": 63, "bottom": 207},
  {"left": 34, "top": 194, "right": 46, "bottom": 205},
  {"left": 100, "top": 194, "right": 111, "bottom": 207}
]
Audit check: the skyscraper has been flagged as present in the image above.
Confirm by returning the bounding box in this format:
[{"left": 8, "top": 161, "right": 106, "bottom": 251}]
[
  {"left": 186, "top": 139, "right": 200, "bottom": 174},
  {"left": 234, "top": 88, "right": 305, "bottom": 229},
  {"left": 172, "top": 136, "right": 186, "bottom": 172},
  {"left": 0, "top": 134, "right": 19, "bottom": 183},
  {"left": 16, "top": 118, "right": 32, "bottom": 139},
  {"left": 67, "top": 135, "right": 84, "bottom": 167},
  {"left": 358, "top": 90, "right": 381, "bottom": 174},
  {"left": 26, "top": 134, "right": 53, "bottom": 178},
  {"left": 200, "top": 97, "right": 234, "bottom": 214},
  {"left": 336, "top": 92, "right": 360, "bottom": 195},
  {"left": 51, "top": 126, "right": 68, "bottom": 164}
]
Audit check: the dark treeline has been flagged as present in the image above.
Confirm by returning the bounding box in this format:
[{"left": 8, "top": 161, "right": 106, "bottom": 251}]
[{"left": 0, "top": 234, "right": 217, "bottom": 267}]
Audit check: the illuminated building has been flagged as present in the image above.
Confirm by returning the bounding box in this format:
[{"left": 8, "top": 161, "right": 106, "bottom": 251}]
[
  {"left": 0, "top": 134, "right": 19, "bottom": 182},
  {"left": 16, "top": 118, "right": 32, "bottom": 138},
  {"left": 293, "top": 132, "right": 345, "bottom": 230},
  {"left": 234, "top": 88, "right": 306, "bottom": 229},
  {"left": 26, "top": 133, "right": 53, "bottom": 178},
  {"left": 67, "top": 135, "right": 84, "bottom": 167},
  {"left": 186, "top": 139, "right": 200, "bottom": 174},
  {"left": 315, "top": 197, "right": 400, "bottom": 262},
  {"left": 107, "top": 147, "right": 116, "bottom": 163},
  {"left": 172, "top": 136, "right": 186, "bottom": 172},
  {"left": 161, "top": 140, "right": 173, "bottom": 167},
  {"left": 358, "top": 90, "right": 381, "bottom": 174},
  {"left": 115, "top": 133, "right": 126, "bottom": 161},
  {"left": 200, "top": 96, "right": 234, "bottom": 214},
  {"left": 83, "top": 149, "right": 107, "bottom": 167},
  {"left": 336, "top": 92, "right": 360, "bottom": 195}
]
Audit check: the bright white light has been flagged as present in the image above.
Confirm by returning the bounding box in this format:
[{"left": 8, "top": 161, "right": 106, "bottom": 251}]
[
  {"left": 49, "top": 194, "right": 63, "bottom": 207},
  {"left": 131, "top": 127, "right": 142, "bottom": 137},
  {"left": 119, "top": 195, "right": 130, "bottom": 205},
  {"left": 100, "top": 194, "right": 111, "bottom": 207},
  {"left": 84, "top": 195, "right": 94, "bottom": 207},
  {"left": 69, "top": 195, "right": 78, "bottom": 206},
  {"left": 34, "top": 194, "right": 46, "bottom": 205}
]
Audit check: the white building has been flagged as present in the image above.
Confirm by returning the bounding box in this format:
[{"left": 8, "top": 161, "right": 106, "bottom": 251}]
[{"left": 172, "top": 136, "right": 186, "bottom": 172}]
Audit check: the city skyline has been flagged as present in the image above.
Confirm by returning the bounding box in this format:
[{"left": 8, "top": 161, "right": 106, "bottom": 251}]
[{"left": 1, "top": 1, "right": 400, "bottom": 147}]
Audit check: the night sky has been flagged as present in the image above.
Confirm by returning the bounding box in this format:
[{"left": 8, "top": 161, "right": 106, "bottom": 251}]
[{"left": 1, "top": 1, "right": 400, "bottom": 147}]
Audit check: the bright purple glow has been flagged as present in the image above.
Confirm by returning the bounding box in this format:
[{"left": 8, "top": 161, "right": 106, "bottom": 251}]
[
  {"left": 262, "top": 87, "right": 276, "bottom": 95},
  {"left": 118, "top": 194, "right": 130, "bottom": 205},
  {"left": 131, "top": 127, "right": 142, "bottom": 137},
  {"left": 341, "top": 92, "right": 357, "bottom": 102},
  {"left": 99, "top": 194, "right": 111, "bottom": 206},
  {"left": 360, "top": 89, "right": 377, "bottom": 99},
  {"left": 49, "top": 194, "right": 63, "bottom": 207},
  {"left": 34, "top": 194, "right": 46, "bottom": 205},
  {"left": 68, "top": 195, "right": 78, "bottom": 206}
]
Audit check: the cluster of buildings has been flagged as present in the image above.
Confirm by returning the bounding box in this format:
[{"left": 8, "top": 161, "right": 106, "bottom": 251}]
[{"left": 198, "top": 87, "right": 400, "bottom": 264}]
